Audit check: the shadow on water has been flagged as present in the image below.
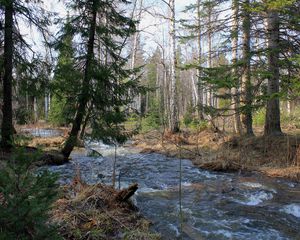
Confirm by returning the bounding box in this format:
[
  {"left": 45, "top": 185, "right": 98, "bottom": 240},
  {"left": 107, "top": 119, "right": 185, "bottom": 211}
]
[{"left": 44, "top": 140, "right": 300, "bottom": 240}]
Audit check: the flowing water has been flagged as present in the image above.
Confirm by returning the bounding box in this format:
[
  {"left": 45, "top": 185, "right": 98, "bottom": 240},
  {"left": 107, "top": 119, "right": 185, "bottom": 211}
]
[
  {"left": 21, "top": 128, "right": 63, "bottom": 138},
  {"left": 44, "top": 140, "right": 300, "bottom": 240}
]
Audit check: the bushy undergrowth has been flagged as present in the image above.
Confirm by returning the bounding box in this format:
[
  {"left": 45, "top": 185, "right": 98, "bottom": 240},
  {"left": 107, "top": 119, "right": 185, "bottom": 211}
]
[
  {"left": 0, "top": 149, "right": 61, "bottom": 240},
  {"left": 15, "top": 107, "right": 31, "bottom": 125},
  {"left": 253, "top": 108, "right": 266, "bottom": 126},
  {"left": 141, "top": 114, "right": 161, "bottom": 132},
  {"left": 281, "top": 107, "right": 300, "bottom": 128},
  {"left": 49, "top": 95, "right": 73, "bottom": 126},
  {"left": 182, "top": 115, "right": 209, "bottom": 131},
  {"left": 253, "top": 106, "right": 300, "bottom": 128}
]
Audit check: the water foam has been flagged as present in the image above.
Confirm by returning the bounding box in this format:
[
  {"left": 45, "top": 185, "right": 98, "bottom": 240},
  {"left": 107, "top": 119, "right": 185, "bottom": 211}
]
[
  {"left": 237, "top": 191, "right": 273, "bottom": 206},
  {"left": 168, "top": 224, "right": 180, "bottom": 237},
  {"left": 242, "top": 182, "right": 263, "bottom": 188},
  {"left": 241, "top": 182, "right": 277, "bottom": 193},
  {"left": 282, "top": 204, "right": 300, "bottom": 218}
]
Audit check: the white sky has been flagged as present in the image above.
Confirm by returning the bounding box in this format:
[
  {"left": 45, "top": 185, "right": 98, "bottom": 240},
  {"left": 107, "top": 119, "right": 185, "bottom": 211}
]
[{"left": 23, "top": 0, "right": 197, "bottom": 58}]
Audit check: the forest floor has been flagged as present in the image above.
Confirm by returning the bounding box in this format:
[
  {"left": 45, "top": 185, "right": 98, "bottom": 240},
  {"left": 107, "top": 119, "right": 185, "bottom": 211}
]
[{"left": 132, "top": 127, "right": 300, "bottom": 182}]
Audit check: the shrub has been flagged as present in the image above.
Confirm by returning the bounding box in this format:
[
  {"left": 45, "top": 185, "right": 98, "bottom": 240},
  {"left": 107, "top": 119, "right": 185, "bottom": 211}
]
[
  {"left": 253, "top": 108, "right": 266, "bottom": 126},
  {"left": 141, "top": 114, "right": 160, "bottom": 132},
  {"left": 0, "top": 149, "right": 61, "bottom": 240},
  {"left": 141, "top": 100, "right": 162, "bottom": 132},
  {"left": 15, "top": 107, "right": 31, "bottom": 125},
  {"left": 183, "top": 108, "right": 194, "bottom": 127},
  {"left": 281, "top": 106, "right": 300, "bottom": 128},
  {"left": 188, "top": 119, "right": 209, "bottom": 131},
  {"left": 49, "top": 95, "right": 74, "bottom": 126}
]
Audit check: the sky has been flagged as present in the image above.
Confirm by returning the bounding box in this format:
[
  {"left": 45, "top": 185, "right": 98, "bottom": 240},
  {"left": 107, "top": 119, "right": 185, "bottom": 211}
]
[
  {"left": 133, "top": 0, "right": 196, "bottom": 54},
  {"left": 23, "top": 0, "right": 197, "bottom": 58}
]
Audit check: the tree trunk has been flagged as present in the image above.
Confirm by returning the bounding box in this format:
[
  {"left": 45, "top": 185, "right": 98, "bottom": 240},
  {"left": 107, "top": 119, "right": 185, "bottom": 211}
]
[
  {"left": 207, "top": 2, "right": 212, "bottom": 108},
  {"left": 287, "top": 99, "right": 291, "bottom": 116},
  {"left": 231, "top": 0, "right": 243, "bottom": 135},
  {"left": 169, "top": 0, "right": 179, "bottom": 133},
  {"left": 196, "top": 0, "right": 204, "bottom": 120},
  {"left": 44, "top": 94, "right": 49, "bottom": 121},
  {"left": 241, "top": 0, "right": 254, "bottom": 136},
  {"left": 79, "top": 104, "right": 92, "bottom": 140},
  {"left": 264, "top": 10, "right": 282, "bottom": 136},
  {"left": 114, "top": 183, "right": 138, "bottom": 202},
  {"left": 33, "top": 96, "right": 38, "bottom": 123},
  {"left": 130, "top": 0, "right": 143, "bottom": 71},
  {"left": 1, "top": 0, "right": 14, "bottom": 150},
  {"left": 130, "top": 0, "right": 143, "bottom": 113},
  {"left": 61, "top": 1, "right": 97, "bottom": 159}
]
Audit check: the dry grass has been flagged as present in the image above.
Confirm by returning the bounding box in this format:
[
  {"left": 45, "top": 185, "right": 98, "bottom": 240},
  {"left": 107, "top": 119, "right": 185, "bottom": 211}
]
[
  {"left": 133, "top": 129, "right": 300, "bottom": 181},
  {"left": 259, "top": 167, "right": 300, "bottom": 182},
  {"left": 51, "top": 172, "right": 160, "bottom": 240},
  {"left": 28, "top": 136, "right": 65, "bottom": 150}
]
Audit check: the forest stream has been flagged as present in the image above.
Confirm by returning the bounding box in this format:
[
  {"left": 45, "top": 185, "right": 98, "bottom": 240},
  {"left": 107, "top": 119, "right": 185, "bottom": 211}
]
[{"left": 37, "top": 133, "right": 300, "bottom": 240}]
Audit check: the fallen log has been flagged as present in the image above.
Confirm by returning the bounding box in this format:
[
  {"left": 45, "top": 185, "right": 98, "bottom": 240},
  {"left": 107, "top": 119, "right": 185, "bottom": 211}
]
[
  {"left": 114, "top": 183, "right": 138, "bottom": 202},
  {"left": 200, "top": 161, "right": 243, "bottom": 172}
]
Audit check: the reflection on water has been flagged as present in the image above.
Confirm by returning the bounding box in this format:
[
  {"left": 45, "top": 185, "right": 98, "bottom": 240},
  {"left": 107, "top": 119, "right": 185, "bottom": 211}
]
[{"left": 45, "top": 141, "right": 300, "bottom": 240}]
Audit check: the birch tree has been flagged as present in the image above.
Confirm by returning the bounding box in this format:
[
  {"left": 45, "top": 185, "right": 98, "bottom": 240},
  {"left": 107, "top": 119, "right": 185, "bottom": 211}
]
[
  {"left": 231, "top": 0, "right": 243, "bottom": 134},
  {"left": 168, "top": 0, "right": 179, "bottom": 132},
  {"left": 196, "top": 0, "right": 204, "bottom": 120}
]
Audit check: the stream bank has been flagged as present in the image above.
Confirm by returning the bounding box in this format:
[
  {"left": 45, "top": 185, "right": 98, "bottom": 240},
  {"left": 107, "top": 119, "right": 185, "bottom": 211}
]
[{"left": 133, "top": 129, "right": 300, "bottom": 182}]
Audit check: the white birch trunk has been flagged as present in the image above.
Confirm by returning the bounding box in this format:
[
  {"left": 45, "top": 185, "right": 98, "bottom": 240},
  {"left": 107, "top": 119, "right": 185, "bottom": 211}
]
[
  {"left": 169, "top": 0, "right": 179, "bottom": 132},
  {"left": 130, "top": 0, "right": 143, "bottom": 113},
  {"left": 33, "top": 97, "right": 38, "bottom": 123},
  {"left": 196, "top": 0, "right": 204, "bottom": 119},
  {"left": 207, "top": 1, "right": 212, "bottom": 108},
  {"left": 231, "top": 0, "right": 243, "bottom": 134}
]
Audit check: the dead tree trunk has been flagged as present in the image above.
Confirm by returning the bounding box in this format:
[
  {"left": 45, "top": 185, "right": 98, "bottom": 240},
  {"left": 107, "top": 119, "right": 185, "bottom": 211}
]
[{"left": 114, "top": 183, "right": 138, "bottom": 202}]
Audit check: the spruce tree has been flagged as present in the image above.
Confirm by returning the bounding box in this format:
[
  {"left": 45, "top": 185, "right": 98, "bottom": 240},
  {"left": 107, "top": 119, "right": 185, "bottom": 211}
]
[
  {"left": 263, "top": 0, "right": 298, "bottom": 135},
  {"left": 241, "top": 0, "right": 254, "bottom": 136},
  {"left": 0, "top": 149, "right": 60, "bottom": 239},
  {"left": 50, "top": 19, "right": 81, "bottom": 126},
  {"left": 60, "top": 0, "right": 141, "bottom": 159},
  {"left": 0, "top": 0, "right": 53, "bottom": 149}
]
